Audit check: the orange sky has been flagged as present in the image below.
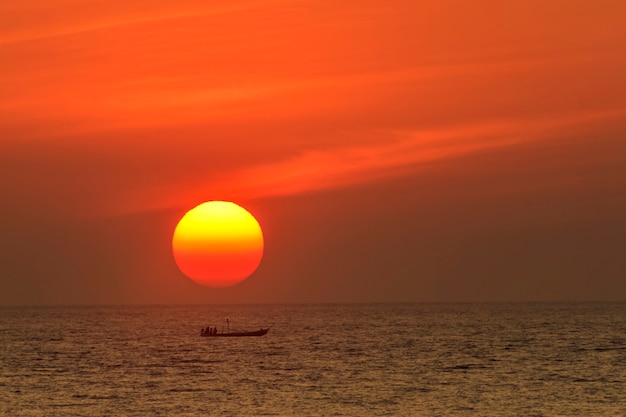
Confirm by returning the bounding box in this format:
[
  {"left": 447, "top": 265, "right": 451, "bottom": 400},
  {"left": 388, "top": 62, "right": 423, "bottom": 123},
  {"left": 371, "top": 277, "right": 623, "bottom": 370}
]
[{"left": 1, "top": 0, "right": 626, "bottom": 304}]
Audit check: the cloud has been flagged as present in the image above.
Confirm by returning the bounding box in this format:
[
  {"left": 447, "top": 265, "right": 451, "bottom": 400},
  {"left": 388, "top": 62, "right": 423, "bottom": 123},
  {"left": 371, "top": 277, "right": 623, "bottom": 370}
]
[
  {"left": 0, "top": 0, "right": 294, "bottom": 45},
  {"left": 2, "top": 0, "right": 626, "bottom": 221},
  {"left": 111, "top": 107, "right": 626, "bottom": 215}
]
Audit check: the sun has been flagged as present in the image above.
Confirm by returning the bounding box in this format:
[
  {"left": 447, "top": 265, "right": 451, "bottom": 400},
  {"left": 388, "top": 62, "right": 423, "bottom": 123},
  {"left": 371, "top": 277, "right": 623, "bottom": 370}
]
[{"left": 172, "top": 201, "right": 264, "bottom": 287}]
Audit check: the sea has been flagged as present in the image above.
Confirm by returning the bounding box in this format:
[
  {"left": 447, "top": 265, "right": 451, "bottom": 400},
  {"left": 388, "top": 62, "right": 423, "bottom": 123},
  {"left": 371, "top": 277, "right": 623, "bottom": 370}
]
[{"left": 1, "top": 303, "right": 625, "bottom": 416}]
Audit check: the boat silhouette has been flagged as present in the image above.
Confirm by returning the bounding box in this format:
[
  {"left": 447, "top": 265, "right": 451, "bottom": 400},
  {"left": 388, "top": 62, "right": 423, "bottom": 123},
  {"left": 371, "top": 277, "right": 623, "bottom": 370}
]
[{"left": 201, "top": 327, "right": 269, "bottom": 337}]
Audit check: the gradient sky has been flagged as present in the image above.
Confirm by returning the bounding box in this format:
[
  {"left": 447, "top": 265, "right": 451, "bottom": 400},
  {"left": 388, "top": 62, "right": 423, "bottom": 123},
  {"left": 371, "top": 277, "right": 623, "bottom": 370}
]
[{"left": 1, "top": 0, "right": 626, "bottom": 305}]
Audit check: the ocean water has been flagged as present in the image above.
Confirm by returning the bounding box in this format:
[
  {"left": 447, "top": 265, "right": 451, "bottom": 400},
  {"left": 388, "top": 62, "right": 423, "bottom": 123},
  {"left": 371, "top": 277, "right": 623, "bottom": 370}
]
[{"left": 1, "top": 303, "right": 625, "bottom": 416}]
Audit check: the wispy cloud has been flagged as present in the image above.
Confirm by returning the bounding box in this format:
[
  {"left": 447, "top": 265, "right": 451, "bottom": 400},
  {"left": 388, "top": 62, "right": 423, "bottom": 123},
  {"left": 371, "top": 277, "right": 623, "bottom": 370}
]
[
  {"left": 3, "top": 0, "right": 626, "bottom": 221},
  {"left": 0, "top": 0, "right": 296, "bottom": 45},
  {"left": 110, "top": 108, "right": 626, "bottom": 215}
]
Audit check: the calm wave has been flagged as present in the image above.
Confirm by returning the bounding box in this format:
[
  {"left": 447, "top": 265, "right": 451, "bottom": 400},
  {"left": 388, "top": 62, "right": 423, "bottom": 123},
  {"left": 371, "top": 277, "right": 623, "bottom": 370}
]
[{"left": 1, "top": 303, "right": 625, "bottom": 416}]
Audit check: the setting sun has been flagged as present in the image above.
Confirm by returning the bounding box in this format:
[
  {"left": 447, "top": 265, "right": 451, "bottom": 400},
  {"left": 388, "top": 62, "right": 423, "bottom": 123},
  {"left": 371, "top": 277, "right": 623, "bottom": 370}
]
[{"left": 172, "top": 201, "right": 263, "bottom": 287}]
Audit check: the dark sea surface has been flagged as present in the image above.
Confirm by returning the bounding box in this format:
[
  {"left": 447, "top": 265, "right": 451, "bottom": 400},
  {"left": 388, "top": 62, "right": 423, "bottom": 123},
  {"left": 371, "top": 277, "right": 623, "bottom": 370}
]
[{"left": 1, "top": 303, "right": 625, "bottom": 416}]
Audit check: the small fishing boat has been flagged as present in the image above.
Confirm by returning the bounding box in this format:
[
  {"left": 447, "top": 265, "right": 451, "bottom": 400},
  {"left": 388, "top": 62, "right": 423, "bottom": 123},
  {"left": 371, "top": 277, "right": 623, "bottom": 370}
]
[{"left": 201, "top": 327, "right": 269, "bottom": 337}]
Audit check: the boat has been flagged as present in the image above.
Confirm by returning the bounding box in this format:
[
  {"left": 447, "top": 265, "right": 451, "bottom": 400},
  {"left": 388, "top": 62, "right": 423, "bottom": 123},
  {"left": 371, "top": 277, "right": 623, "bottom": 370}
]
[{"left": 201, "top": 327, "right": 269, "bottom": 337}]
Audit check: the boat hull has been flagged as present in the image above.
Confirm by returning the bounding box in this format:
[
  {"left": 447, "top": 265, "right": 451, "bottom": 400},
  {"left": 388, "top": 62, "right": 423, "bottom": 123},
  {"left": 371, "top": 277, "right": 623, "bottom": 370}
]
[{"left": 201, "top": 328, "right": 269, "bottom": 337}]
